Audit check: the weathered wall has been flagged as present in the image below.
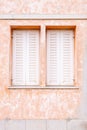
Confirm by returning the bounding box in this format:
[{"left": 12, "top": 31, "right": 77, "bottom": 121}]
[
  {"left": 0, "top": 19, "right": 86, "bottom": 119},
  {"left": 79, "top": 26, "right": 87, "bottom": 119},
  {"left": 0, "top": 0, "right": 87, "bottom": 14},
  {"left": 0, "top": 0, "right": 87, "bottom": 120}
]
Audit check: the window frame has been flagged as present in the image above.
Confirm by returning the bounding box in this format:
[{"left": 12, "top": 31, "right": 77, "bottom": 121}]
[
  {"left": 46, "top": 28, "right": 74, "bottom": 86},
  {"left": 9, "top": 26, "right": 41, "bottom": 88},
  {"left": 9, "top": 25, "right": 79, "bottom": 89}
]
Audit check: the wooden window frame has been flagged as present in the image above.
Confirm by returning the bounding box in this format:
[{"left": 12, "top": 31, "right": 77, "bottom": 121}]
[
  {"left": 9, "top": 25, "right": 79, "bottom": 89},
  {"left": 46, "top": 26, "right": 77, "bottom": 87},
  {"left": 9, "top": 26, "right": 41, "bottom": 88}
]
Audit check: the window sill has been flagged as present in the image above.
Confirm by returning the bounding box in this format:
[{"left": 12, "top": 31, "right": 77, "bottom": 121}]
[{"left": 8, "top": 86, "right": 79, "bottom": 89}]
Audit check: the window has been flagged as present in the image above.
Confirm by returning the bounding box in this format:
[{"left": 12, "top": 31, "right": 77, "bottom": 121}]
[
  {"left": 47, "top": 29, "right": 74, "bottom": 86},
  {"left": 12, "top": 30, "right": 40, "bottom": 86},
  {"left": 11, "top": 27, "right": 75, "bottom": 88}
]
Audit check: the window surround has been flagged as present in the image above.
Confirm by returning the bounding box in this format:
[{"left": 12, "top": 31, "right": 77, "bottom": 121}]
[{"left": 9, "top": 25, "right": 78, "bottom": 89}]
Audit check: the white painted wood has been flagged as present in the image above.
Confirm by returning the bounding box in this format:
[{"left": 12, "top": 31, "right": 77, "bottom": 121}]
[
  {"left": 26, "top": 120, "right": 46, "bottom": 130},
  {"left": 62, "top": 30, "right": 74, "bottom": 85},
  {"left": 47, "top": 30, "right": 58, "bottom": 85},
  {"left": 47, "top": 30, "right": 74, "bottom": 85},
  {"left": 47, "top": 120, "right": 66, "bottom": 130},
  {"left": 12, "top": 30, "right": 26, "bottom": 85},
  {"left": 0, "top": 14, "right": 87, "bottom": 20},
  {"left": 12, "top": 30, "right": 39, "bottom": 86},
  {"left": 26, "top": 30, "right": 39, "bottom": 85}
]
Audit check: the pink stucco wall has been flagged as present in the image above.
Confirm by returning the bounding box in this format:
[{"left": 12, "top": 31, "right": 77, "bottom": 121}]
[
  {"left": 0, "top": 0, "right": 87, "bottom": 119},
  {"left": 0, "top": 0, "right": 87, "bottom": 14}
]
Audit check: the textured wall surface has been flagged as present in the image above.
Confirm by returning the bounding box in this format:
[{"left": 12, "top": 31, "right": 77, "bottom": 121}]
[
  {"left": 0, "top": 0, "right": 86, "bottom": 120},
  {"left": 0, "top": 0, "right": 87, "bottom": 14},
  {"left": 0, "top": 19, "right": 86, "bottom": 119}
]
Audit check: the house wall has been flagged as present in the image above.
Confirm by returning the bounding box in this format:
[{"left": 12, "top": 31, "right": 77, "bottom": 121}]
[
  {"left": 0, "top": 0, "right": 87, "bottom": 14},
  {"left": 0, "top": 19, "right": 85, "bottom": 119},
  {"left": 0, "top": 0, "right": 87, "bottom": 127}
]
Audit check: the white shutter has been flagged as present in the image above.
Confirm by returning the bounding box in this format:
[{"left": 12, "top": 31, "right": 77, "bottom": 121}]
[
  {"left": 47, "top": 30, "right": 74, "bottom": 86},
  {"left": 26, "top": 30, "right": 39, "bottom": 85},
  {"left": 12, "top": 30, "right": 26, "bottom": 85},
  {"left": 62, "top": 30, "right": 74, "bottom": 85},
  {"left": 47, "top": 30, "right": 59, "bottom": 85}
]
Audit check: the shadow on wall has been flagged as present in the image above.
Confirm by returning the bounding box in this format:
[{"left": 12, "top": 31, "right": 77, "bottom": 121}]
[{"left": 82, "top": 122, "right": 87, "bottom": 130}]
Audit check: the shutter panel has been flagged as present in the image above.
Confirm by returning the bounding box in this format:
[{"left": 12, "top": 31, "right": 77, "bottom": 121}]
[
  {"left": 62, "top": 30, "right": 74, "bottom": 85},
  {"left": 26, "top": 30, "right": 39, "bottom": 85},
  {"left": 47, "top": 30, "right": 74, "bottom": 86},
  {"left": 12, "top": 30, "right": 26, "bottom": 85},
  {"left": 47, "top": 30, "right": 60, "bottom": 85}
]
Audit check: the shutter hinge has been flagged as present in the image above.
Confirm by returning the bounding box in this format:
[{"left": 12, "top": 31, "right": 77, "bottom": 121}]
[
  {"left": 11, "top": 78, "right": 13, "bottom": 82},
  {"left": 73, "top": 79, "right": 75, "bottom": 81},
  {"left": 73, "top": 35, "right": 75, "bottom": 38},
  {"left": 11, "top": 35, "right": 13, "bottom": 38}
]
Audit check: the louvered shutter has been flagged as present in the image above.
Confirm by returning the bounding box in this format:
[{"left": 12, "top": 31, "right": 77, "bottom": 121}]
[
  {"left": 47, "top": 30, "right": 60, "bottom": 85},
  {"left": 62, "top": 30, "right": 74, "bottom": 85},
  {"left": 47, "top": 30, "right": 74, "bottom": 86},
  {"left": 12, "top": 30, "right": 26, "bottom": 85},
  {"left": 26, "top": 30, "right": 39, "bottom": 85}
]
